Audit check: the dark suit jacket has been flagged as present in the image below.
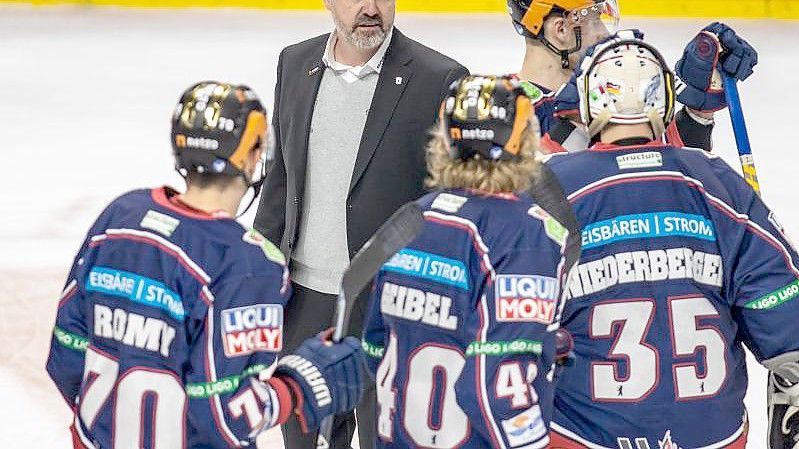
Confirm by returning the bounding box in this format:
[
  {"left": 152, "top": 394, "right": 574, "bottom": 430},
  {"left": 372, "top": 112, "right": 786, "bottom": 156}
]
[{"left": 255, "top": 29, "right": 468, "bottom": 260}]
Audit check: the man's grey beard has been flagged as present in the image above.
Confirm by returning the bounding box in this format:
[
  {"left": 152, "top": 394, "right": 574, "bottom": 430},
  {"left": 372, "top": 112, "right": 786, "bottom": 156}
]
[{"left": 334, "top": 16, "right": 388, "bottom": 50}]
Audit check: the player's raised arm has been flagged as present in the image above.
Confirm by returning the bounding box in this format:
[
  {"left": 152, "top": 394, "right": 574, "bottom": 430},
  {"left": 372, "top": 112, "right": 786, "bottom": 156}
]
[{"left": 671, "top": 22, "right": 759, "bottom": 150}]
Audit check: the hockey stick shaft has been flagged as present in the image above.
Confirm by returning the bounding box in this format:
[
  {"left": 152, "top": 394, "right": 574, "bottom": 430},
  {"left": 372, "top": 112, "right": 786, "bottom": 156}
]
[
  {"left": 317, "top": 202, "right": 425, "bottom": 448},
  {"left": 724, "top": 74, "right": 761, "bottom": 196}
]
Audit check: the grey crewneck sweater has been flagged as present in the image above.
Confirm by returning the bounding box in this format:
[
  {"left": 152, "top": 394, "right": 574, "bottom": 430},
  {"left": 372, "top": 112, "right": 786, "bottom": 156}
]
[{"left": 291, "top": 68, "right": 379, "bottom": 294}]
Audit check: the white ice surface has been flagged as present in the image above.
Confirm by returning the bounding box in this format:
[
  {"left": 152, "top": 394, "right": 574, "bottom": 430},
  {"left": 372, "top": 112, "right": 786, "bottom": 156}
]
[{"left": 1, "top": 7, "right": 797, "bottom": 448}]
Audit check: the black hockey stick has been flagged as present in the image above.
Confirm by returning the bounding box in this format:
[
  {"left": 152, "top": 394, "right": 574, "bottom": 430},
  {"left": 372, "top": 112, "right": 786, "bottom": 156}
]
[{"left": 316, "top": 202, "right": 426, "bottom": 449}]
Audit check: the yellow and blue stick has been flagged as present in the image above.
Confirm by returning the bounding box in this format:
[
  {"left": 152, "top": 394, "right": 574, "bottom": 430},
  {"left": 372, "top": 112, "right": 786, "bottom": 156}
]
[{"left": 724, "top": 74, "right": 761, "bottom": 196}]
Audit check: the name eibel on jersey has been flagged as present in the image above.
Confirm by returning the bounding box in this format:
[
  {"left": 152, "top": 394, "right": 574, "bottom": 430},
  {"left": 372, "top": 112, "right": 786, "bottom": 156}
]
[{"left": 380, "top": 281, "right": 458, "bottom": 330}]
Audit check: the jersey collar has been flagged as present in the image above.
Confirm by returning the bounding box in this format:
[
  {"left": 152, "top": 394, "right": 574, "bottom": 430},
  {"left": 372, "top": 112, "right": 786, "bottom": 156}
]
[
  {"left": 151, "top": 186, "right": 233, "bottom": 220},
  {"left": 589, "top": 140, "right": 670, "bottom": 152}
]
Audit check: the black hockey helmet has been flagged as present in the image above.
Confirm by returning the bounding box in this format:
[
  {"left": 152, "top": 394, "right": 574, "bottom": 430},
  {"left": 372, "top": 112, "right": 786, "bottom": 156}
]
[
  {"left": 440, "top": 75, "right": 536, "bottom": 162},
  {"left": 171, "top": 81, "right": 267, "bottom": 181}
]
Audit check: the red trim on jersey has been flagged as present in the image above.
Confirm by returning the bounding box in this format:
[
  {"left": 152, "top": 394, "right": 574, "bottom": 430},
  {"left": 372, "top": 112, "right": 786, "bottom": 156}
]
[
  {"left": 203, "top": 311, "right": 240, "bottom": 449},
  {"left": 569, "top": 175, "right": 682, "bottom": 202},
  {"left": 554, "top": 108, "right": 579, "bottom": 119},
  {"left": 541, "top": 133, "right": 568, "bottom": 154},
  {"left": 665, "top": 119, "right": 686, "bottom": 147},
  {"left": 726, "top": 429, "right": 748, "bottom": 449},
  {"left": 464, "top": 189, "right": 519, "bottom": 201},
  {"left": 267, "top": 377, "right": 294, "bottom": 426},
  {"left": 474, "top": 299, "right": 503, "bottom": 449},
  {"left": 547, "top": 428, "right": 589, "bottom": 449},
  {"left": 589, "top": 141, "right": 669, "bottom": 152},
  {"left": 423, "top": 215, "right": 492, "bottom": 275},
  {"left": 548, "top": 426, "right": 747, "bottom": 449},
  {"left": 151, "top": 187, "right": 232, "bottom": 220},
  {"left": 70, "top": 423, "right": 91, "bottom": 449},
  {"left": 279, "top": 376, "right": 310, "bottom": 434},
  {"left": 58, "top": 282, "right": 79, "bottom": 307},
  {"left": 91, "top": 233, "right": 209, "bottom": 286}
]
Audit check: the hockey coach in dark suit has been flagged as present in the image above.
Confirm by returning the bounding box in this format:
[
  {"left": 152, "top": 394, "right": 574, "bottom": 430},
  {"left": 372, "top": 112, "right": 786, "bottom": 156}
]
[{"left": 253, "top": 1, "right": 467, "bottom": 448}]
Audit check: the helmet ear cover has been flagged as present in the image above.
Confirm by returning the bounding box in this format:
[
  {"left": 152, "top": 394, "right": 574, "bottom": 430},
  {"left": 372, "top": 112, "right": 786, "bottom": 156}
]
[{"left": 441, "top": 76, "right": 535, "bottom": 162}]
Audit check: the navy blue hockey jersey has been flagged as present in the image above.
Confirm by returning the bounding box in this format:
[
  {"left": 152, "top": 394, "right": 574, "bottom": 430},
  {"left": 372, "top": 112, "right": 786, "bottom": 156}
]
[
  {"left": 46, "top": 186, "right": 292, "bottom": 449},
  {"left": 545, "top": 143, "right": 799, "bottom": 449},
  {"left": 362, "top": 188, "right": 575, "bottom": 449}
]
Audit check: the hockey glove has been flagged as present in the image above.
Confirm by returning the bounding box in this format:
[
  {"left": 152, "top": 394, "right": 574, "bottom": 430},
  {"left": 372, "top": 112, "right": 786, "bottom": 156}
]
[
  {"left": 769, "top": 372, "right": 799, "bottom": 449},
  {"left": 273, "top": 329, "right": 366, "bottom": 433},
  {"left": 676, "top": 22, "right": 758, "bottom": 112}
]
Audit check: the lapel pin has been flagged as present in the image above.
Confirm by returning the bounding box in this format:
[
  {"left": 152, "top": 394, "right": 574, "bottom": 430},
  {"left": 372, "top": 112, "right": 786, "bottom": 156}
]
[
  {"left": 395, "top": 76, "right": 403, "bottom": 85},
  {"left": 308, "top": 66, "right": 321, "bottom": 77}
]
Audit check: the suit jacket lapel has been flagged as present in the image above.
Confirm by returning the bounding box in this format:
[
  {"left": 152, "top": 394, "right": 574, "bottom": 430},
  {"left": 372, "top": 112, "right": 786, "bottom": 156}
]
[
  {"left": 289, "top": 48, "right": 326, "bottom": 189},
  {"left": 349, "top": 30, "right": 414, "bottom": 193}
]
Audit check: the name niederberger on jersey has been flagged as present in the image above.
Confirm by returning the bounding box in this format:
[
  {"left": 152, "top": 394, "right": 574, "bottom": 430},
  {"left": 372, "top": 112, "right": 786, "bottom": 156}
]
[
  {"left": 566, "top": 247, "right": 723, "bottom": 299},
  {"left": 221, "top": 304, "right": 283, "bottom": 357},
  {"left": 380, "top": 281, "right": 458, "bottom": 330},
  {"left": 495, "top": 275, "right": 559, "bottom": 324}
]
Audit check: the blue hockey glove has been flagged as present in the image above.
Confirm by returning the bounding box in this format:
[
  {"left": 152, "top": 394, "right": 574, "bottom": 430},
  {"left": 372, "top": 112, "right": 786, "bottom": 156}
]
[
  {"left": 273, "top": 329, "right": 366, "bottom": 433},
  {"left": 676, "top": 22, "right": 758, "bottom": 112}
]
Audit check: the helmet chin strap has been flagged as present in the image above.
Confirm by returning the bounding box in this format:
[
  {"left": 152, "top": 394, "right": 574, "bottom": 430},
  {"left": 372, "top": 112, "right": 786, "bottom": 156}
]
[
  {"left": 236, "top": 154, "right": 268, "bottom": 218},
  {"left": 236, "top": 176, "right": 264, "bottom": 218},
  {"left": 540, "top": 26, "right": 583, "bottom": 69}
]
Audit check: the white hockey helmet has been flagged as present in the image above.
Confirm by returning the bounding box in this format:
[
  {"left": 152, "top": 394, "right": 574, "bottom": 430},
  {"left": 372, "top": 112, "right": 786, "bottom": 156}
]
[{"left": 576, "top": 30, "right": 676, "bottom": 138}]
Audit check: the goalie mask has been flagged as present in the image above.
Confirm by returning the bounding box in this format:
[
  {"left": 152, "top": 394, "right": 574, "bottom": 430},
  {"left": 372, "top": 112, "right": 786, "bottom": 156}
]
[
  {"left": 441, "top": 75, "right": 537, "bottom": 162},
  {"left": 576, "top": 32, "right": 676, "bottom": 138}
]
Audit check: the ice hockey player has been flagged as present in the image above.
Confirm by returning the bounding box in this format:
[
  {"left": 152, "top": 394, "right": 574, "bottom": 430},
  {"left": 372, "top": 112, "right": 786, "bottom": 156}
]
[
  {"left": 360, "top": 74, "right": 580, "bottom": 449},
  {"left": 46, "top": 81, "right": 366, "bottom": 449},
  {"left": 541, "top": 36, "right": 799, "bottom": 449},
  {"left": 505, "top": 0, "right": 758, "bottom": 153}
]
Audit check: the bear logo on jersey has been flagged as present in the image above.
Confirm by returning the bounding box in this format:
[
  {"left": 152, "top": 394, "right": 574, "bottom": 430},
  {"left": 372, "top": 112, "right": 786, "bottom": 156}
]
[
  {"left": 495, "top": 275, "right": 558, "bottom": 324},
  {"left": 221, "top": 304, "right": 283, "bottom": 357}
]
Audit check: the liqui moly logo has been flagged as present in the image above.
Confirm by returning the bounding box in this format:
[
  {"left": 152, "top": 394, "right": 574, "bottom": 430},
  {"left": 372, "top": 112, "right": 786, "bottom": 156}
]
[
  {"left": 495, "top": 275, "right": 558, "bottom": 324},
  {"left": 221, "top": 304, "right": 283, "bottom": 357}
]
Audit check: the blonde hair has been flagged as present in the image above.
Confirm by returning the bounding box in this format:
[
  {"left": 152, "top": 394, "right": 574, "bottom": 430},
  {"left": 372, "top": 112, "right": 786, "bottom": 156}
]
[{"left": 426, "top": 117, "right": 541, "bottom": 194}]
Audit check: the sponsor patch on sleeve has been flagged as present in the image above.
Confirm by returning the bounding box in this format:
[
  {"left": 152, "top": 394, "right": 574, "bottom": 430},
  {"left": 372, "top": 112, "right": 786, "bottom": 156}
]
[
  {"left": 495, "top": 275, "right": 558, "bottom": 324},
  {"left": 140, "top": 210, "right": 180, "bottom": 237},
  {"left": 528, "top": 206, "right": 568, "bottom": 246},
  {"left": 500, "top": 405, "right": 547, "bottom": 448},
  {"left": 744, "top": 279, "right": 799, "bottom": 310},
  {"left": 431, "top": 193, "right": 468, "bottom": 213},
  {"left": 221, "top": 304, "right": 283, "bottom": 357},
  {"left": 243, "top": 229, "right": 286, "bottom": 266}
]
